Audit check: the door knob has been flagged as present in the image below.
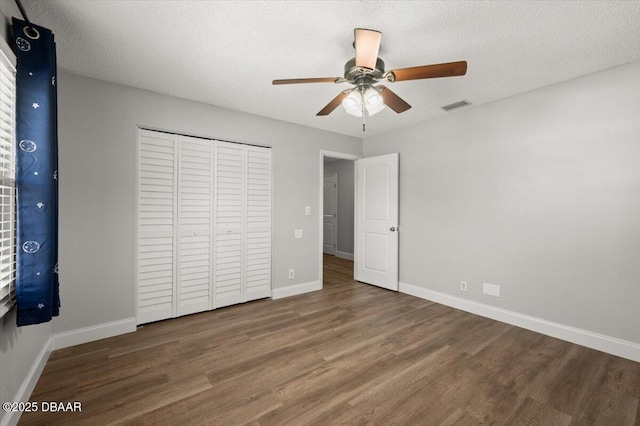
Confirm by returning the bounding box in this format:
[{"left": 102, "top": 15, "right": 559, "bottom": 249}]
[{"left": 390, "top": 227, "right": 396, "bottom": 232}]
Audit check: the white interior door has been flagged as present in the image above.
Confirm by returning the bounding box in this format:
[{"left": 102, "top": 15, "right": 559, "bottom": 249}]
[
  {"left": 138, "top": 131, "right": 272, "bottom": 323},
  {"left": 214, "top": 142, "right": 272, "bottom": 306},
  {"left": 355, "top": 153, "right": 399, "bottom": 291},
  {"left": 177, "top": 136, "right": 213, "bottom": 316},
  {"left": 323, "top": 174, "right": 337, "bottom": 255},
  {"left": 244, "top": 146, "right": 272, "bottom": 301},
  {"left": 213, "top": 142, "right": 245, "bottom": 308},
  {"left": 137, "top": 130, "right": 177, "bottom": 324}
]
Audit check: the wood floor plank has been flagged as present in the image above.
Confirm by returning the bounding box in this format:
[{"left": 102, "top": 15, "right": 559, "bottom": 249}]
[
  {"left": 531, "top": 345, "right": 609, "bottom": 415},
  {"left": 573, "top": 355, "right": 640, "bottom": 425},
  {"left": 506, "top": 396, "right": 573, "bottom": 425},
  {"left": 438, "top": 407, "right": 481, "bottom": 426},
  {"left": 450, "top": 317, "right": 513, "bottom": 355},
  {"left": 18, "top": 254, "right": 640, "bottom": 425}
]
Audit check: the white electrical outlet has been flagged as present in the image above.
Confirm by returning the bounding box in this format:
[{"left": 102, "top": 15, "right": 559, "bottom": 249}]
[
  {"left": 483, "top": 283, "right": 500, "bottom": 297},
  {"left": 288, "top": 269, "right": 295, "bottom": 279},
  {"left": 305, "top": 206, "right": 311, "bottom": 216},
  {"left": 460, "top": 281, "right": 467, "bottom": 292},
  {"left": 294, "top": 229, "right": 303, "bottom": 239}
]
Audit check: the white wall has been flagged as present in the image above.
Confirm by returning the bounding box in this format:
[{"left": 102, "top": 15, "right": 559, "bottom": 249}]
[
  {"left": 0, "top": 5, "right": 52, "bottom": 426},
  {"left": 54, "top": 72, "right": 361, "bottom": 335},
  {"left": 364, "top": 61, "right": 640, "bottom": 346},
  {"left": 324, "top": 159, "right": 354, "bottom": 256}
]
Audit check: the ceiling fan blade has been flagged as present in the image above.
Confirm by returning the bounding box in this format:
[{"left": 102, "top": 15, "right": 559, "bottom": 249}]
[
  {"left": 377, "top": 85, "right": 411, "bottom": 113},
  {"left": 388, "top": 61, "right": 467, "bottom": 82},
  {"left": 354, "top": 28, "right": 382, "bottom": 70},
  {"left": 273, "top": 77, "right": 340, "bottom": 85},
  {"left": 317, "top": 91, "right": 350, "bottom": 116}
]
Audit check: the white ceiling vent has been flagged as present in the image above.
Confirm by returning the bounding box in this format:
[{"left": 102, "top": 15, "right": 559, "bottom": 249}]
[{"left": 441, "top": 100, "right": 472, "bottom": 111}]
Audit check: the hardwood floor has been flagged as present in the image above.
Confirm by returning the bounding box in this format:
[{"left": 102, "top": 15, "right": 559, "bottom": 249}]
[{"left": 20, "top": 255, "right": 640, "bottom": 425}]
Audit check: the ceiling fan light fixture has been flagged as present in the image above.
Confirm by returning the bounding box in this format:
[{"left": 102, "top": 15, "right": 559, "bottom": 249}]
[
  {"left": 342, "top": 90, "right": 363, "bottom": 116},
  {"left": 365, "top": 102, "right": 385, "bottom": 116},
  {"left": 363, "top": 87, "right": 384, "bottom": 115}
]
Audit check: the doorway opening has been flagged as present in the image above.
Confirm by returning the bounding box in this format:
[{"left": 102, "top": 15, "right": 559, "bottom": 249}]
[
  {"left": 319, "top": 151, "right": 400, "bottom": 293},
  {"left": 319, "top": 151, "right": 360, "bottom": 289}
]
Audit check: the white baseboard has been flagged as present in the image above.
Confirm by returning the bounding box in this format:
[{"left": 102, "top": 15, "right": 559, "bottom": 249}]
[
  {"left": 399, "top": 282, "right": 640, "bottom": 363},
  {"left": 51, "top": 317, "right": 137, "bottom": 351},
  {"left": 335, "top": 251, "right": 354, "bottom": 261},
  {"left": 2, "top": 338, "right": 51, "bottom": 426},
  {"left": 272, "top": 281, "right": 322, "bottom": 300}
]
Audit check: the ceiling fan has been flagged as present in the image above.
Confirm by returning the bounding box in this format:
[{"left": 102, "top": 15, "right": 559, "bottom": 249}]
[{"left": 273, "top": 28, "right": 468, "bottom": 130}]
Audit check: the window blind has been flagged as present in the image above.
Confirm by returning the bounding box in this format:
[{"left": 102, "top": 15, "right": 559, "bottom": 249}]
[{"left": 0, "top": 47, "right": 16, "bottom": 318}]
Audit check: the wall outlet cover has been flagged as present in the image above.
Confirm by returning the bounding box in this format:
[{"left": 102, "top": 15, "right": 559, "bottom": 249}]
[
  {"left": 294, "top": 229, "right": 303, "bottom": 239},
  {"left": 460, "top": 281, "right": 467, "bottom": 292},
  {"left": 483, "top": 283, "right": 501, "bottom": 297}
]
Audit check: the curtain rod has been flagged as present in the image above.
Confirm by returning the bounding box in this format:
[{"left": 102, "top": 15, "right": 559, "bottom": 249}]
[{"left": 15, "top": 0, "right": 31, "bottom": 26}]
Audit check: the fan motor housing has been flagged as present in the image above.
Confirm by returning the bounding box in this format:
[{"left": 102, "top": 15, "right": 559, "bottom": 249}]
[{"left": 344, "top": 57, "right": 385, "bottom": 83}]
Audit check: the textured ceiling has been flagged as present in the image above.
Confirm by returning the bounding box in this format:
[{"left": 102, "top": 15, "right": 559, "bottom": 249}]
[{"left": 22, "top": 1, "right": 640, "bottom": 138}]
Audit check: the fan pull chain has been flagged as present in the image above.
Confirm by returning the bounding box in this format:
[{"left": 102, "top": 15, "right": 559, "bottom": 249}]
[{"left": 362, "top": 101, "right": 366, "bottom": 132}]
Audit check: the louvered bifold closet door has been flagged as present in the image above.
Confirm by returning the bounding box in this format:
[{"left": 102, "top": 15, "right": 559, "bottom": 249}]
[
  {"left": 177, "top": 136, "right": 213, "bottom": 316},
  {"left": 245, "top": 146, "right": 271, "bottom": 301},
  {"left": 213, "top": 142, "right": 244, "bottom": 308},
  {"left": 137, "top": 130, "right": 177, "bottom": 324}
]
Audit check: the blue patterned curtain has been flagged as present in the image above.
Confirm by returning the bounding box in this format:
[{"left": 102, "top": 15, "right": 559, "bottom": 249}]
[{"left": 12, "top": 18, "right": 59, "bottom": 326}]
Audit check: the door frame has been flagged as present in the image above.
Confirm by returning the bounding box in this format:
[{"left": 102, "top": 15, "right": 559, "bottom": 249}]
[
  {"left": 323, "top": 173, "right": 338, "bottom": 256},
  {"left": 319, "top": 150, "right": 361, "bottom": 290}
]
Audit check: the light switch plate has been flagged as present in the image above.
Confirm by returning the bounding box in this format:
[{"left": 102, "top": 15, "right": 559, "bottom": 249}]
[{"left": 294, "top": 229, "right": 303, "bottom": 239}]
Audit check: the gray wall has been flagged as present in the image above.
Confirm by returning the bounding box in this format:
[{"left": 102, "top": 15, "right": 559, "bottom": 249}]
[
  {"left": 0, "top": 4, "right": 52, "bottom": 424},
  {"left": 324, "top": 159, "right": 355, "bottom": 255},
  {"left": 363, "top": 61, "right": 640, "bottom": 344},
  {"left": 54, "top": 72, "right": 361, "bottom": 335},
  {"left": 0, "top": 310, "right": 50, "bottom": 424}
]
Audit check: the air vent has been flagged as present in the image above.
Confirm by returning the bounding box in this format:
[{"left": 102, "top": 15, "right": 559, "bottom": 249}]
[{"left": 441, "top": 100, "right": 471, "bottom": 111}]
